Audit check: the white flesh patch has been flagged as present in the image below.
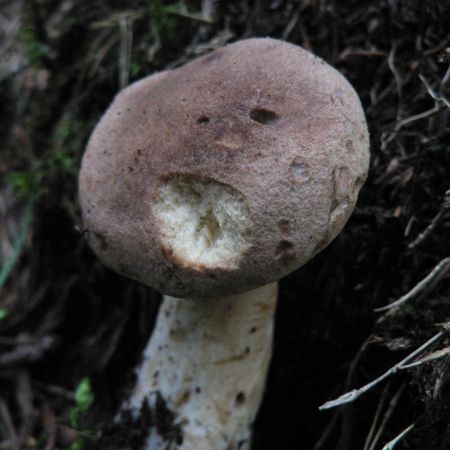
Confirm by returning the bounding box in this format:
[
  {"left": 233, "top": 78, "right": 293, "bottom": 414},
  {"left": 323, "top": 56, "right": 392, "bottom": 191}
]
[{"left": 153, "top": 176, "right": 252, "bottom": 269}]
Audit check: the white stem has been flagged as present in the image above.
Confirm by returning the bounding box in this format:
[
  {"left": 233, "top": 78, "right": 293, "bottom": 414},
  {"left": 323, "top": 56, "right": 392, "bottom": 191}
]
[{"left": 122, "top": 282, "right": 278, "bottom": 450}]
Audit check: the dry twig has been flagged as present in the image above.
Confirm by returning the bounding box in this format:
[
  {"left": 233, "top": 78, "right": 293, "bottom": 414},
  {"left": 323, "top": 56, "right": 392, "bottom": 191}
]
[
  {"left": 399, "top": 346, "right": 450, "bottom": 370},
  {"left": 374, "top": 257, "right": 450, "bottom": 313},
  {"left": 319, "top": 332, "right": 444, "bottom": 410},
  {"left": 363, "top": 382, "right": 391, "bottom": 450},
  {"left": 409, "top": 190, "right": 450, "bottom": 249},
  {"left": 118, "top": 13, "right": 133, "bottom": 89},
  {"left": 419, "top": 74, "right": 450, "bottom": 109},
  {"left": 366, "top": 384, "right": 406, "bottom": 450},
  {"left": 0, "top": 398, "right": 18, "bottom": 450},
  {"left": 380, "top": 423, "right": 414, "bottom": 450},
  {"left": 0, "top": 335, "right": 55, "bottom": 367}
]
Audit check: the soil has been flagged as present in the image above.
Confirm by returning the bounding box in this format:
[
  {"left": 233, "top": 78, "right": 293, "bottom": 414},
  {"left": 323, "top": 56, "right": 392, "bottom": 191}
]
[{"left": 0, "top": 1, "right": 449, "bottom": 449}]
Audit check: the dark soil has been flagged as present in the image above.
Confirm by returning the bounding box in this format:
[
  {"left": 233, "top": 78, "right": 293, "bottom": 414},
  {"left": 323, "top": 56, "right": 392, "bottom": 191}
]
[{"left": 1, "top": 1, "right": 449, "bottom": 449}]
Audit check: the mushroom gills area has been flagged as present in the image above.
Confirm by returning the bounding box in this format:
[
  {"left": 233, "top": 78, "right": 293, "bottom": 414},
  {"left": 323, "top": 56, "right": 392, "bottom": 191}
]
[{"left": 153, "top": 176, "right": 252, "bottom": 269}]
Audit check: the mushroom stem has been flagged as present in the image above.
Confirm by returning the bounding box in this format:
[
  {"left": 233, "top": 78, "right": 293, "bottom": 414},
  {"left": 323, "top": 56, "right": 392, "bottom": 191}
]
[{"left": 123, "top": 282, "right": 277, "bottom": 450}]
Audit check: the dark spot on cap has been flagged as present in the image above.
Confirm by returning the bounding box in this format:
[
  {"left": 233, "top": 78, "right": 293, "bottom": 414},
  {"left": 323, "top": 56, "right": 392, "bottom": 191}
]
[
  {"left": 278, "top": 219, "right": 291, "bottom": 236},
  {"left": 197, "top": 116, "right": 210, "bottom": 124},
  {"left": 249, "top": 108, "right": 279, "bottom": 125},
  {"left": 345, "top": 140, "right": 354, "bottom": 153},
  {"left": 275, "top": 240, "right": 295, "bottom": 262}
]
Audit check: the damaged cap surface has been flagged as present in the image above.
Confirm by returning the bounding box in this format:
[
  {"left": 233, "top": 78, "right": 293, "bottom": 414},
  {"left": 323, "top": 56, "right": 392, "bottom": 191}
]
[{"left": 79, "top": 38, "right": 370, "bottom": 298}]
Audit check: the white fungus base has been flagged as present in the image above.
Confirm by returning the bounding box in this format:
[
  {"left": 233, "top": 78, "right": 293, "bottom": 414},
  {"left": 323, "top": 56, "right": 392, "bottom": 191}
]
[
  {"left": 122, "top": 283, "right": 277, "bottom": 450},
  {"left": 153, "top": 176, "right": 253, "bottom": 269}
]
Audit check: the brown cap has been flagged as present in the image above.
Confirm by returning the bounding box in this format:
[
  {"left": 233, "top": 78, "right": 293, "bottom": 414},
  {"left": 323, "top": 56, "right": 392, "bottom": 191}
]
[{"left": 79, "top": 38, "right": 370, "bottom": 298}]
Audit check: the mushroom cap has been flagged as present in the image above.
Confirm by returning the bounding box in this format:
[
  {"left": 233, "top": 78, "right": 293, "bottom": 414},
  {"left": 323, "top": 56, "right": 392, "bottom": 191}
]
[{"left": 79, "top": 38, "right": 370, "bottom": 298}]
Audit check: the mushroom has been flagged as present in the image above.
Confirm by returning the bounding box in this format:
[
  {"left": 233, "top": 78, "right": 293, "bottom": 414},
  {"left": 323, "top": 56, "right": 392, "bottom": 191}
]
[{"left": 79, "top": 38, "right": 370, "bottom": 449}]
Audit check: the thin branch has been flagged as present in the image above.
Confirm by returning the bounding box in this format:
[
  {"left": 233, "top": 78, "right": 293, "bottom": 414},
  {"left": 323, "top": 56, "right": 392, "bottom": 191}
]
[
  {"left": 380, "top": 424, "right": 414, "bottom": 450},
  {"left": 0, "top": 201, "right": 33, "bottom": 290},
  {"left": 0, "top": 398, "right": 19, "bottom": 450},
  {"left": 0, "top": 335, "right": 55, "bottom": 367},
  {"left": 409, "top": 190, "right": 450, "bottom": 249},
  {"left": 363, "top": 382, "right": 391, "bottom": 450},
  {"left": 42, "top": 404, "right": 57, "bottom": 450},
  {"left": 441, "top": 65, "right": 450, "bottom": 86},
  {"left": 311, "top": 410, "right": 340, "bottom": 450},
  {"left": 338, "top": 49, "right": 387, "bottom": 60},
  {"left": 318, "top": 332, "right": 443, "bottom": 410},
  {"left": 419, "top": 74, "right": 450, "bottom": 108},
  {"left": 164, "top": 7, "right": 214, "bottom": 24},
  {"left": 394, "top": 105, "right": 440, "bottom": 132},
  {"left": 375, "top": 257, "right": 450, "bottom": 312},
  {"left": 387, "top": 43, "right": 403, "bottom": 120},
  {"left": 118, "top": 14, "right": 133, "bottom": 89},
  {"left": 399, "top": 346, "right": 450, "bottom": 369},
  {"left": 367, "top": 384, "right": 406, "bottom": 450}
]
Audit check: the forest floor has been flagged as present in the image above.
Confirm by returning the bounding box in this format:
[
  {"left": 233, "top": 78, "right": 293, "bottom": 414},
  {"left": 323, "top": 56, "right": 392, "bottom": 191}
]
[{"left": 0, "top": 1, "right": 449, "bottom": 449}]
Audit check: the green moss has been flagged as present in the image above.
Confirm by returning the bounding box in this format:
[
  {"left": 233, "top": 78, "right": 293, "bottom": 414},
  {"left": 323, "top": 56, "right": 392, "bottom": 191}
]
[
  {"left": 148, "top": 0, "right": 178, "bottom": 35},
  {"left": 18, "top": 28, "right": 49, "bottom": 66}
]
